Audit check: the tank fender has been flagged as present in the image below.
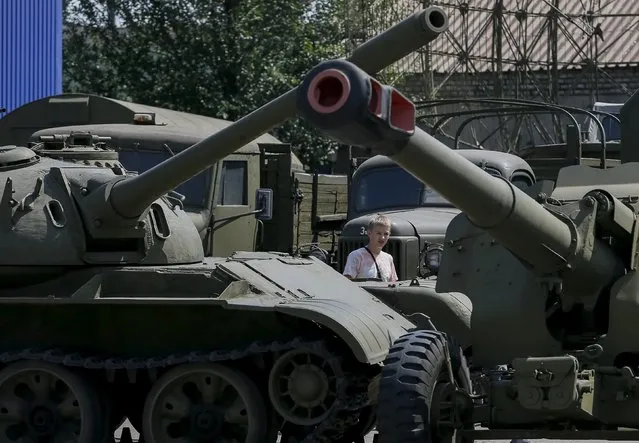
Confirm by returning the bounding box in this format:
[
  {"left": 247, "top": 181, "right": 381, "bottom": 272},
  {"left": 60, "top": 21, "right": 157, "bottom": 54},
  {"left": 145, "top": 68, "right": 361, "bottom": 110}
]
[
  {"left": 63, "top": 275, "right": 414, "bottom": 366},
  {"left": 360, "top": 284, "right": 472, "bottom": 348},
  {"left": 274, "top": 299, "right": 416, "bottom": 365}
]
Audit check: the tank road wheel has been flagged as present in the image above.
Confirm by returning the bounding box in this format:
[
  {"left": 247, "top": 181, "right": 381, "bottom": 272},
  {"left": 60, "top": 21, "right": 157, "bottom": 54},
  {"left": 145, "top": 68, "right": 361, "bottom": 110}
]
[
  {"left": 267, "top": 347, "right": 342, "bottom": 427},
  {"left": 377, "top": 330, "right": 474, "bottom": 443},
  {"left": 141, "top": 362, "right": 268, "bottom": 443},
  {"left": 0, "top": 360, "right": 100, "bottom": 443}
]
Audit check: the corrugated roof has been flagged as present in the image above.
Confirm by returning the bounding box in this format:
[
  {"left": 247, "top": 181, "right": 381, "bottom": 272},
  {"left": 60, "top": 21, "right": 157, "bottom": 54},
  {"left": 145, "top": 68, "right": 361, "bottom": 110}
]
[
  {"left": 385, "top": 0, "right": 639, "bottom": 74},
  {"left": 434, "top": 0, "right": 639, "bottom": 72}
]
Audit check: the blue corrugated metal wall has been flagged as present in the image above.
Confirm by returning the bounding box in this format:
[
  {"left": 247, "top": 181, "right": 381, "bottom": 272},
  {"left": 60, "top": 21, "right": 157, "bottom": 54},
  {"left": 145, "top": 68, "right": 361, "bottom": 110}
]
[{"left": 0, "top": 0, "right": 63, "bottom": 115}]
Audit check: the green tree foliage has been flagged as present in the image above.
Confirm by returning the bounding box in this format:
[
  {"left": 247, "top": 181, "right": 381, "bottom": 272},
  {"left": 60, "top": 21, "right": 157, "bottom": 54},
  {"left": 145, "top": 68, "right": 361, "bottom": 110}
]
[{"left": 63, "top": 0, "right": 348, "bottom": 169}]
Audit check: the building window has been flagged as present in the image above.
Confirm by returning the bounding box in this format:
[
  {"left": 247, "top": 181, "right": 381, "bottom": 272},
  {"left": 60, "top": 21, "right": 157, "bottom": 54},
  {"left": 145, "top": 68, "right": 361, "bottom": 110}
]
[{"left": 217, "top": 160, "right": 248, "bottom": 206}]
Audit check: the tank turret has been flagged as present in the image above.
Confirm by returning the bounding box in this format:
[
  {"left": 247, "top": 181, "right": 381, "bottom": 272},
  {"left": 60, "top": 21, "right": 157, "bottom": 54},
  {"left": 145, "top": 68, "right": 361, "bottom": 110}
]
[
  {"left": 293, "top": 58, "right": 627, "bottom": 309},
  {"left": 0, "top": 6, "right": 449, "bottom": 273}
]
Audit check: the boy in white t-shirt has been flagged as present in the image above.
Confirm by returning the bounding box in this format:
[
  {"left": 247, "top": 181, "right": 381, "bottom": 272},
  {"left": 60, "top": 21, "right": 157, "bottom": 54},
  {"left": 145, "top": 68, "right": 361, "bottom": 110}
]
[{"left": 343, "top": 214, "right": 398, "bottom": 282}]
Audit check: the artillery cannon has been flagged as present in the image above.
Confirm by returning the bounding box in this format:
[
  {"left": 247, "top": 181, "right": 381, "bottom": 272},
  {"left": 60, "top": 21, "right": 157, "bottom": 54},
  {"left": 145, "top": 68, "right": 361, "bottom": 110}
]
[
  {"left": 293, "top": 58, "right": 639, "bottom": 441},
  {"left": 0, "top": 7, "right": 449, "bottom": 443}
]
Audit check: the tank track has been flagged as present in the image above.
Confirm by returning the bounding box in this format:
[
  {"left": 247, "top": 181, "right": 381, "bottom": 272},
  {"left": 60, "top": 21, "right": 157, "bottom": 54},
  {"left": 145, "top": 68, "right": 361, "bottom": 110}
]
[{"left": 0, "top": 337, "right": 372, "bottom": 442}]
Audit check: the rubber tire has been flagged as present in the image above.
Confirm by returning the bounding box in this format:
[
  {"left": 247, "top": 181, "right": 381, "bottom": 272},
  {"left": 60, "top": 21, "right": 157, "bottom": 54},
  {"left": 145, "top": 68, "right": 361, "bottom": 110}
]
[{"left": 376, "top": 330, "right": 472, "bottom": 443}]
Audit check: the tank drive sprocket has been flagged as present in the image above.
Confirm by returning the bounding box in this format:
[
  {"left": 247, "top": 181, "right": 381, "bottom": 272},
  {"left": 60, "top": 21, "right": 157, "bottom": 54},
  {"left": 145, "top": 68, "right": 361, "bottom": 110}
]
[{"left": 268, "top": 346, "right": 344, "bottom": 427}]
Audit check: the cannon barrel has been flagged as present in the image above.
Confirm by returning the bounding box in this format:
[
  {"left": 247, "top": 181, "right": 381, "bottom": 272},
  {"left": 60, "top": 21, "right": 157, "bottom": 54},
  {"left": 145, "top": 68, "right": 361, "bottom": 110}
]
[
  {"left": 294, "top": 60, "right": 626, "bottom": 292},
  {"left": 108, "top": 6, "right": 449, "bottom": 219}
]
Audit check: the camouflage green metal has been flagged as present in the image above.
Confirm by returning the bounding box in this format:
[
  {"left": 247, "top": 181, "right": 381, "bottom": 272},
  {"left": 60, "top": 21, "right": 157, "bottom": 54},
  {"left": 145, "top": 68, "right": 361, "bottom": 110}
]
[
  {"left": 293, "top": 57, "right": 639, "bottom": 441},
  {"left": 0, "top": 7, "right": 450, "bottom": 443}
]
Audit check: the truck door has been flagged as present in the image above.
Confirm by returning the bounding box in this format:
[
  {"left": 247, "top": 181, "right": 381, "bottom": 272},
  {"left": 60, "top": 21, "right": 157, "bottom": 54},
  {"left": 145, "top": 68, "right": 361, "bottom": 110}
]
[
  {"left": 209, "top": 154, "right": 260, "bottom": 256},
  {"left": 259, "top": 143, "right": 294, "bottom": 253}
]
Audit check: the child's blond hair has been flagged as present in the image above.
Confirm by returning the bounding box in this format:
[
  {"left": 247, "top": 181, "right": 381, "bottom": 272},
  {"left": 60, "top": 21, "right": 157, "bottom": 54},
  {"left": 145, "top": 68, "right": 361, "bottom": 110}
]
[{"left": 368, "top": 214, "right": 391, "bottom": 231}]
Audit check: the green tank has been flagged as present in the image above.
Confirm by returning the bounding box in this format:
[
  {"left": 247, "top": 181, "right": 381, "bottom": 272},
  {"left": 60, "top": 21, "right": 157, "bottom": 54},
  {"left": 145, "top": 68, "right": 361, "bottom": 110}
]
[
  {"left": 293, "top": 57, "right": 639, "bottom": 441},
  {"left": 0, "top": 7, "right": 449, "bottom": 443}
]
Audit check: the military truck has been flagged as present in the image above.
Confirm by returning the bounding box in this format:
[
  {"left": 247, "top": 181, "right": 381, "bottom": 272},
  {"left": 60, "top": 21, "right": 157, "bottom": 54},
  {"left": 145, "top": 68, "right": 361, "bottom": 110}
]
[
  {"left": 0, "top": 93, "right": 348, "bottom": 258},
  {"left": 337, "top": 151, "right": 535, "bottom": 280},
  {"left": 415, "top": 97, "right": 623, "bottom": 182}
]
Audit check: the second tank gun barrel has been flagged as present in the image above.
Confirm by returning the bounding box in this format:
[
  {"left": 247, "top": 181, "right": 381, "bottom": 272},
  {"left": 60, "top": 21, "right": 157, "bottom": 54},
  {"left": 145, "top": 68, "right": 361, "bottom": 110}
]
[
  {"left": 107, "top": 6, "right": 449, "bottom": 219},
  {"left": 294, "top": 59, "right": 625, "bottom": 293}
]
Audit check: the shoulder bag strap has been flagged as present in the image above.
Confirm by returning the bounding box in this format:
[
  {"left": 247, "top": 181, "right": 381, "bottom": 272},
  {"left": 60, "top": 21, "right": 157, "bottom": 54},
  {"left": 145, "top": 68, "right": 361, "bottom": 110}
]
[{"left": 364, "top": 247, "right": 382, "bottom": 280}]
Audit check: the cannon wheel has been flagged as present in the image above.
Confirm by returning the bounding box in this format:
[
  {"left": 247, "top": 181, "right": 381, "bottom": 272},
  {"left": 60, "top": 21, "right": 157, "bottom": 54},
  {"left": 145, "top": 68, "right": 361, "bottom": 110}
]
[{"left": 376, "top": 330, "right": 474, "bottom": 443}]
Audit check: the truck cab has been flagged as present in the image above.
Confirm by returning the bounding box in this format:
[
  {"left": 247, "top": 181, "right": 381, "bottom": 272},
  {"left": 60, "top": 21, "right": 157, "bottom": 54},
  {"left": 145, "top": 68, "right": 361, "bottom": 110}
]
[{"left": 338, "top": 150, "right": 535, "bottom": 280}]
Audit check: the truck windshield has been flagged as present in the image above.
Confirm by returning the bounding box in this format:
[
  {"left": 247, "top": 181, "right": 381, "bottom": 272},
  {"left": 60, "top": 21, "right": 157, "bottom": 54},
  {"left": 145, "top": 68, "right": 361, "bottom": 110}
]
[
  {"left": 354, "top": 166, "right": 453, "bottom": 213},
  {"left": 602, "top": 115, "right": 620, "bottom": 141},
  {"left": 118, "top": 150, "right": 211, "bottom": 208}
]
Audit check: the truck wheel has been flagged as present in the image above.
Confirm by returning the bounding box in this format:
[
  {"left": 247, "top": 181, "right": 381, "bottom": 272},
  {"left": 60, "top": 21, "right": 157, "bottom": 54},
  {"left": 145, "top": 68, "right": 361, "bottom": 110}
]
[{"left": 376, "top": 330, "right": 474, "bottom": 443}]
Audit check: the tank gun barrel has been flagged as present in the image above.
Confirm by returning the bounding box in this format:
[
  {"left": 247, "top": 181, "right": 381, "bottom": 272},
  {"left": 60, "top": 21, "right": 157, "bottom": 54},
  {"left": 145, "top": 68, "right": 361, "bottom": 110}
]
[
  {"left": 293, "top": 60, "right": 625, "bottom": 294},
  {"left": 109, "top": 7, "right": 449, "bottom": 219}
]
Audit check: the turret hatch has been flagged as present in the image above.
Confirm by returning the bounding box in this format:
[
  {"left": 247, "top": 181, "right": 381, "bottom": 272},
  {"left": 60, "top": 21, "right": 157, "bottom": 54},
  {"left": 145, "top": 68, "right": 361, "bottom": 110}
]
[{"left": 0, "top": 146, "right": 39, "bottom": 171}]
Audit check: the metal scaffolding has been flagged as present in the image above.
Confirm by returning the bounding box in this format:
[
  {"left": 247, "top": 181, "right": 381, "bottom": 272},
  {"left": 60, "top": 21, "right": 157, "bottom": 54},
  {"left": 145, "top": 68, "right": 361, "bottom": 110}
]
[{"left": 343, "top": 0, "right": 639, "bottom": 151}]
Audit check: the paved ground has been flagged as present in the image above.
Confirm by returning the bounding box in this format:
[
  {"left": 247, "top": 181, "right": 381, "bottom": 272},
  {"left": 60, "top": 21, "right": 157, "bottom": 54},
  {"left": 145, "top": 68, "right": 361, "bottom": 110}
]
[
  {"left": 362, "top": 433, "right": 618, "bottom": 443},
  {"left": 114, "top": 425, "right": 621, "bottom": 443},
  {"left": 363, "top": 434, "right": 632, "bottom": 443},
  {"left": 114, "top": 419, "right": 632, "bottom": 443},
  {"left": 362, "top": 435, "right": 622, "bottom": 443}
]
